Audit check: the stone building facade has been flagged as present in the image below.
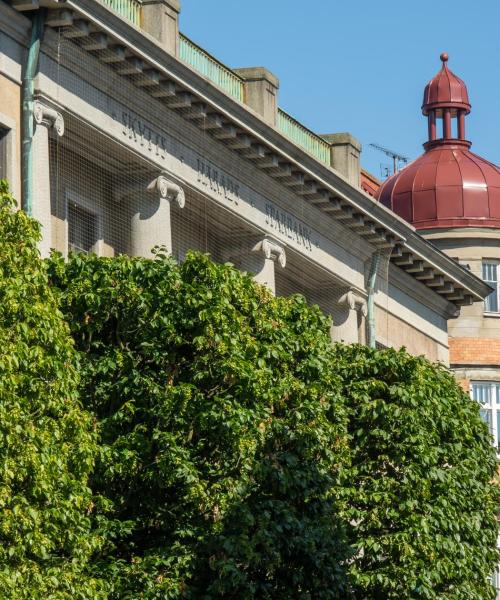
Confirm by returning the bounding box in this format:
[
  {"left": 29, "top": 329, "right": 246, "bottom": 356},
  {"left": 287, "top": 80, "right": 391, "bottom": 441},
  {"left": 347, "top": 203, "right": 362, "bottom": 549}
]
[
  {"left": 378, "top": 52, "right": 500, "bottom": 439},
  {"left": 1, "top": 0, "right": 489, "bottom": 365},
  {"left": 377, "top": 53, "right": 500, "bottom": 596}
]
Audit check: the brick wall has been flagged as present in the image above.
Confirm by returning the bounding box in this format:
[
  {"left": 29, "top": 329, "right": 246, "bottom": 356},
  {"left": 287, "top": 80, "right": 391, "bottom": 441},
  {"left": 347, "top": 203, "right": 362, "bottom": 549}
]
[
  {"left": 449, "top": 337, "right": 500, "bottom": 365},
  {"left": 456, "top": 378, "right": 470, "bottom": 392}
]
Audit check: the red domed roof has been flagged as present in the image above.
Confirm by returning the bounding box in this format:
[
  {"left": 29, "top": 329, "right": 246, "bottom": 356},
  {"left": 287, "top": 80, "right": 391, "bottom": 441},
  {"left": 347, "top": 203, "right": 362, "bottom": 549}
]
[
  {"left": 379, "top": 145, "right": 500, "bottom": 229},
  {"left": 422, "top": 53, "right": 470, "bottom": 115},
  {"left": 377, "top": 53, "right": 500, "bottom": 230}
]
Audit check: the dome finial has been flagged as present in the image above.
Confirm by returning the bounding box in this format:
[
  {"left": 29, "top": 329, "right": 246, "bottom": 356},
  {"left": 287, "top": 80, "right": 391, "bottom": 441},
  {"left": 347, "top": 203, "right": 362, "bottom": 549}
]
[{"left": 422, "top": 53, "right": 470, "bottom": 144}]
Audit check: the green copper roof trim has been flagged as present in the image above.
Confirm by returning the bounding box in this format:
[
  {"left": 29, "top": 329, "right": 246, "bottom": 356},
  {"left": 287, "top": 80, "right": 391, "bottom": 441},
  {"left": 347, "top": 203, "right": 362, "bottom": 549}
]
[
  {"left": 179, "top": 34, "right": 244, "bottom": 103},
  {"left": 277, "top": 109, "right": 331, "bottom": 165},
  {"left": 95, "top": 6, "right": 332, "bottom": 170},
  {"left": 100, "top": 0, "right": 141, "bottom": 26}
]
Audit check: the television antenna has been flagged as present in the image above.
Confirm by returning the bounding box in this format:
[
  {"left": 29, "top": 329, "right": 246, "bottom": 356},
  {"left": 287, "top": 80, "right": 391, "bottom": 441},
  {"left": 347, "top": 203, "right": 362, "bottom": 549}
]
[{"left": 370, "top": 143, "right": 410, "bottom": 176}]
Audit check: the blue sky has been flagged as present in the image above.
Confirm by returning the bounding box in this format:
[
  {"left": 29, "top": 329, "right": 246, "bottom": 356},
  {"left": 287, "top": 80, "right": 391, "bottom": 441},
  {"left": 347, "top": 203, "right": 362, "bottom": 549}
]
[{"left": 181, "top": 0, "right": 500, "bottom": 180}]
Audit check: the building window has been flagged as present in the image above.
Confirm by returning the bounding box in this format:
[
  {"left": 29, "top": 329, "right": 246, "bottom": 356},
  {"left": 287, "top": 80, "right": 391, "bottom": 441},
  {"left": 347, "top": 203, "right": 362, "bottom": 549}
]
[
  {"left": 0, "top": 128, "right": 8, "bottom": 181},
  {"left": 483, "top": 261, "right": 500, "bottom": 312},
  {"left": 472, "top": 385, "right": 500, "bottom": 598},
  {"left": 471, "top": 381, "right": 500, "bottom": 450},
  {"left": 493, "top": 564, "right": 500, "bottom": 600},
  {"left": 68, "top": 201, "right": 99, "bottom": 254}
]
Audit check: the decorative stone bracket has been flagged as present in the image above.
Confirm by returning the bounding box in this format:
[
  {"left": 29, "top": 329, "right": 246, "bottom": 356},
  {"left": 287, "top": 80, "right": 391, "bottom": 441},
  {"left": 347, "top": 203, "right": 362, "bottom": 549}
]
[
  {"left": 252, "top": 236, "right": 286, "bottom": 268},
  {"left": 34, "top": 101, "right": 64, "bottom": 136},
  {"left": 337, "top": 289, "right": 367, "bottom": 317},
  {"left": 147, "top": 174, "right": 185, "bottom": 208}
]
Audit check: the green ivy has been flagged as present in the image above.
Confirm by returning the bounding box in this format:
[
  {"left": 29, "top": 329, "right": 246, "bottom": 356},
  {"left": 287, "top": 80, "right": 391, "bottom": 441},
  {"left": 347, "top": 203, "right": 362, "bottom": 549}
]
[
  {"left": 0, "top": 182, "right": 105, "bottom": 598},
  {"left": 334, "top": 344, "right": 500, "bottom": 599},
  {"left": 49, "top": 250, "right": 352, "bottom": 598}
]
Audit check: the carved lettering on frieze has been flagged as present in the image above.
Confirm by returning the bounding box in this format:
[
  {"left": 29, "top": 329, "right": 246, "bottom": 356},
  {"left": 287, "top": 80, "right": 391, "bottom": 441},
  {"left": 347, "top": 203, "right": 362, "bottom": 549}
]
[
  {"left": 265, "top": 203, "right": 313, "bottom": 251},
  {"left": 119, "top": 111, "right": 168, "bottom": 160},
  {"left": 196, "top": 158, "right": 240, "bottom": 203},
  {"left": 110, "top": 108, "right": 318, "bottom": 254}
]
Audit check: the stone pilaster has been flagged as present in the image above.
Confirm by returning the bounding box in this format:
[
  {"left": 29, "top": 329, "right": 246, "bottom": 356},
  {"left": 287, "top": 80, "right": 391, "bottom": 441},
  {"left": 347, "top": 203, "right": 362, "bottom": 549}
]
[
  {"left": 129, "top": 174, "right": 185, "bottom": 257},
  {"left": 142, "top": 0, "right": 181, "bottom": 55},
  {"left": 32, "top": 101, "right": 64, "bottom": 258},
  {"left": 246, "top": 236, "right": 285, "bottom": 294},
  {"left": 331, "top": 288, "right": 367, "bottom": 344},
  {"left": 226, "top": 236, "right": 286, "bottom": 294}
]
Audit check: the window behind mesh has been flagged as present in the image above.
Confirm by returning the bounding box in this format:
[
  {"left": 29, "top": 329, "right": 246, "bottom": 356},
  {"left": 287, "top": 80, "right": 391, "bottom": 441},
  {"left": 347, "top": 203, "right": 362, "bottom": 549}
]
[{"left": 68, "top": 202, "right": 98, "bottom": 254}]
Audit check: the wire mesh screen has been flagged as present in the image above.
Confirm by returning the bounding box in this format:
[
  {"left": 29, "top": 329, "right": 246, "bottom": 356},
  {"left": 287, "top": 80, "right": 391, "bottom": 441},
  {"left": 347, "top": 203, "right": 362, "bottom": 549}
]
[
  {"left": 275, "top": 255, "right": 350, "bottom": 342},
  {"left": 47, "top": 33, "right": 232, "bottom": 263},
  {"left": 372, "top": 247, "right": 399, "bottom": 349},
  {"left": 49, "top": 118, "right": 137, "bottom": 257},
  {"left": 45, "top": 30, "right": 360, "bottom": 344},
  {"left": 46, "top": 33, "right": 311, "bottom": 270}
]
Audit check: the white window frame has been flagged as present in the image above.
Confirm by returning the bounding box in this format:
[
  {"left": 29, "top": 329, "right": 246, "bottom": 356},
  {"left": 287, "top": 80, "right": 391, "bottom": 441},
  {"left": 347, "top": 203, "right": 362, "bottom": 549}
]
[
  {"left": 493, "top": 559, "right": 500, "bottom": 600},
  {"left": 472, "top": 385, "right": 500, "bottom": 598},
  {"left": 65, "top": 191, "right": 103, "bottom": 257},
  {"left": 470, "top": 381, "right": 500, "bottom": 451},
  {"left": 482, "top": 260, "right": 500, "bottom": 314}
]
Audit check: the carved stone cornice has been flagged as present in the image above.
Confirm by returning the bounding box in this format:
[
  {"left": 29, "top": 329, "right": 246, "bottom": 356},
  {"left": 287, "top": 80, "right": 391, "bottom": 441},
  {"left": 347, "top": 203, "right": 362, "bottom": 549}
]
[
  {"left": 147, "top": 174, "right": 185, "bottom": 208},
  {"left": 33, "top": 101, "right": 64, "bottom": 136},
  {"left": 22, "top": 0, "right": 488, "bottom": 308},
  {"left": 252, "top": 236, "right": 286, "bottom": 268},
  {"left": 338, "top": 289, "right": 367, "bottom": 317}
]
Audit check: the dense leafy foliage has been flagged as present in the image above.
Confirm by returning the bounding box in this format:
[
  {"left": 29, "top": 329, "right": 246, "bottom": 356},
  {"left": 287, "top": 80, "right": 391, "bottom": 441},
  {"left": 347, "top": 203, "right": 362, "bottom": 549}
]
[
  {"left": 48, "top": 249, "right": 500, "bottom": 599},
  {"left": 49, "top": 251, "right": 352, "bottom": 598},
  {"left": 3, "top": 183, "right": 497, "bottom": 598},
  {"left": 0, "top": 183, "right": 103, "bottom": 598},
  {"left": 335, "top": 344, "right": 500, "bottom": 599}
]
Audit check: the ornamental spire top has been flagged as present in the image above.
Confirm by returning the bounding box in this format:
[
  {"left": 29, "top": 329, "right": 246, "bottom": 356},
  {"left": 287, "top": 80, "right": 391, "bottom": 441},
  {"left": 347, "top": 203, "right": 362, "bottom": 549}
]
[{"left": 422, "top": 53, "right": 471, "bottom": 148}]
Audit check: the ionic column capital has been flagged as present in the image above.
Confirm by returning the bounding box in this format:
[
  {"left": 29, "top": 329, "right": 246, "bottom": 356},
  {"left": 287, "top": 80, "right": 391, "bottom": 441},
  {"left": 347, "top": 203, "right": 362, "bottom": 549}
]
[
  {"left": 337, "top": 289, "right": 367, "bottom": 317},
  {"left": 252, "top": 236, "right": 286, "bottom": 268},
  {"left": 34, "top": 101, "right": 64, "bottom": 136},
  {"left": 147, "top": 175, "right": 185, "bottom": 208}
]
